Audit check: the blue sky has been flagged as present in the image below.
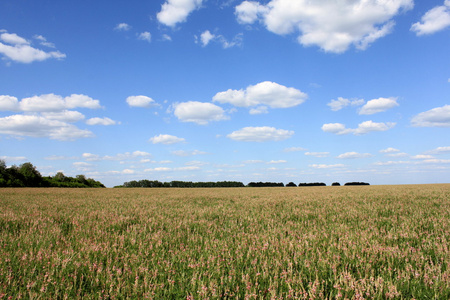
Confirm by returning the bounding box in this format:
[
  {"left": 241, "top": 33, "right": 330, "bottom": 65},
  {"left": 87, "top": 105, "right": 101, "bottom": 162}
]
[{"left": 0, "top": 0, "right": 449, "bottom": 187}]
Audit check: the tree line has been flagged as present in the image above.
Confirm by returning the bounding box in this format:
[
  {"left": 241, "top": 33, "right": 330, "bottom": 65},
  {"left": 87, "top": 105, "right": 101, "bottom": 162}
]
[
  {"left": 0, "top": 160, "right": 105, "bottom": 188},
  {"left": 117, "top": 180, "right": 370, "bottom": 188},
  {"left": 118, "top": 180, "right": 245, "bottom": 188}
]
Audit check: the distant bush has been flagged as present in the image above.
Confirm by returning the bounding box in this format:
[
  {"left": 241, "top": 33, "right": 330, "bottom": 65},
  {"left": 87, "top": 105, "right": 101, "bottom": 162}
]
[
  {"left": 286, "top": 182, "right": 297, "bottom": 187},
  {"left": 344, "top": 182, "right": 370, "bottom": 186},
  {"left": 332, "top": 182, "right": 341, "bottom": 186},
  {"left": 298, "top": 182, "right": 326, "bottom": 187},
  {"left": 247, "top": 182, "right": 285, "bottom": 187}
]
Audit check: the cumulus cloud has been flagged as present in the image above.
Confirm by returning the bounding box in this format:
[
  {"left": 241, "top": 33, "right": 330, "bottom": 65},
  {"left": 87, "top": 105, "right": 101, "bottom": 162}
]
[
  {"left": 171, "top": 150, "right": 207, "bottom": 156},
  {"left": 322, "top": 121, "right": 396, "bottom": 135},
  {"left": 321, "top": 123, "right": 352, "bottom": 135},
  {"left": 358, "top": 97, "right": 399, "bottom": 115},
  {"left": 0, "top": 93, "right": 113, "bottom": 140},
  {"left": 150, "top": 134, "right": 185, "bottom": 144},
  {"left": 197, "top": 30, "right": 243, "bottom": 48},
  {"left": 267, "top": 160, "right": 287, "bottom": 164},
  {"left": 200, "top": 30, "right": 215, "bottom": 46},
  {"left": 213, "top": 81, "right": 307, "bottom": 111},
  {"left": 173, "top": 101, "right": 228, "bottom": 125},
  {"left": 82, "top": 151, "right": 151, "bottom": 161},
  {"left": 115, "top": 23, "right": 132, "bottom": 31},
  {"left": 337, "top": 152, "right": 372, "bottom": 159},
  {"left": 411, "top": 105, "right": 450, "bottom": 127},
  {"left": 138, "top": 32, "right": 151, "bottom": 42},
  {"left": 0, "top": 115, "right": 94, "bottom": 141},
  {"left": 235, "top": 0, "right": 413, "bottom": 53},
  {"left": 0, "top": 30, "right": 66, "bottom": 63},
  {"left": 126, "top": 95, "right": 159, "bottom": 108},
  {"left": 310, "top": 164, "right": 345, "bottom": 169},
  {"left": 227, "top": 126, "right": 294, "bottom": 142},
  {"left": 411, "top": 0, "right": 450, "bottom": 36},
  {"left": 305, "top": 152, "right": 329, "bottom": 158},
  {"left": 380, "top": 147, "right": 400, "bottom": 153},
  {"left": 284, "top": 146, "right": 307, "bottom": 152},
  {"left": 0, "top": 94, "right": 102, "bottom": 112},
  {"left": 0, "top": 95, "right": 20, "bottom": 111},
  {"left": 425, "top": 146, "right": 450, "bottom": 155},
  {"left": 327, "top": 97, "right": 364, "bottom": 111},
  {"left": 86, "top": 117, "right": 117, "bottom": 126},
  {"left": 42, "top": 110, "right": 85, "bottom": 123},
  {"left": 157, "top": 0, "right": 203, "bottom": 27},
  {"left": 33, "top": 35, "right": 55, "bottom": 48}
]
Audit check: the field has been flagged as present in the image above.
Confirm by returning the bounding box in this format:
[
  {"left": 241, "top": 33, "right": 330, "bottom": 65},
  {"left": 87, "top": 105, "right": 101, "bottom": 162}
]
[{"left": 0, "top": 185, "right": 449, "bottom": 299}]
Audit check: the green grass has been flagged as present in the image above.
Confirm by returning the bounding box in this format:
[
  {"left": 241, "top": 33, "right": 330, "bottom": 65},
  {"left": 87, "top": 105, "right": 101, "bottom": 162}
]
[{"left": 0, "top": 185, "right": 449, "bottom": 299}]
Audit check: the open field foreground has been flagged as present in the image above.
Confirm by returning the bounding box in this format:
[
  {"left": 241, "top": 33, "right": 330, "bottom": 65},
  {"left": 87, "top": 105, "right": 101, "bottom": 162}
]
[{"left": 1, "top": 185, "right": 450, "bottom": 299}]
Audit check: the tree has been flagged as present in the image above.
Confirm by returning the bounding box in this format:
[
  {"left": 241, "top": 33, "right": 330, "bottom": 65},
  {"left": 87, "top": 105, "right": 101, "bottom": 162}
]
[
  {"left": 286, "top": 182, "right": 297, "bottom": 187},
  {"left": 19, "top": 162, "right": 42, "bottom": 187},
  {"left": 54, "top": 172, "right": 66, "bottom": 182}
]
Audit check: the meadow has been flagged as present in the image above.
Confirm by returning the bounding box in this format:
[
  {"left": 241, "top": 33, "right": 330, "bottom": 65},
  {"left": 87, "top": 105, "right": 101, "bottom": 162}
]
[{"left": 0, "top": 184, "right": 449, "bottom": 299}]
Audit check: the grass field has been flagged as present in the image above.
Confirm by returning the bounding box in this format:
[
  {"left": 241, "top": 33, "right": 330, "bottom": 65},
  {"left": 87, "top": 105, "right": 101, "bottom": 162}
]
[{"left": 1, "top": 185, "right": 449, "bottom": 299}]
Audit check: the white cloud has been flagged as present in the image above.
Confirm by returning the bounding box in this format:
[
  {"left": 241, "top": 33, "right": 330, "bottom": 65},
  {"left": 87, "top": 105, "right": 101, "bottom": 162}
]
[
  {"left": 213, "top": 81, "right": 307, "bottom": 110},
  {"left": 322, "top": 121, "right": 396, "bottom": 135},
  {"left": 86, "top": 117, "right": 117, "bottom": 126},
  {"left": 411, "top": 0, "right": 450, "bottom": 36},
  {"left": 0, "top": 31, "right": 65, "bottom": 63},
  {"left": 327, "top": 97, "right": 365, "bottom": 111},
  {"left": 227, "top": 126, "right": 294, "bottom": 142},
  {"left": 374, "top": 160, "right": 410, "bottom": 166},
  {"left": 249, "top": 106, "right": 268, "bottom": 115},
  {"left": 157, "top": 0, "right": 203, "bottom": 27},
  {"left": 235, "top": 1, "right": 269, "bottom": 24},
  {"left": 380, "top": 147, "right": 400, "bottom": 153},
  {"left": 1, "top": 32, "right": 28, "bottom": 45},
  {"left": 198, "top": 30, "right": 243, "bottom": 48},
  {"left": 171, "top": 150, "right": 207, "bottom": 156},
  {"left": 425, "top": 146, "right": 450, "bottom": 155},
  {"left": 268, "top": 160, "right": 287, "bottom": 164},
  {"left": 2, "top": 94, "right": 101, "bottom": 112},
  {"left": 386, "top": 152, "right": 408, "bottom": 158},
  {"left": 173, "top": 101, "right": 228, "bottom": 125},
  {"left": 138, "top": 32, "right": 151, "bottom": 42},
  {"left": 235, "top": 0, "right": 413, "bottom": 53},
  {"left": 411, "top": 105, "right": 450, "bottom": 127},
  {"left": 310, "top": 164, "right": 345, "bottom": 169},
  {"left": 284, "top": 146, "right": 307, "bottom": 152},
  {"left": 0, "top": 114, "right": 94, "bottom": 141},
  {"left": 115, "top": 23, "right": 132, "bottom": 31},
  {"left": 73, "top": 162, "right": 94, "bottom": 172},
  {"left": 122, "top": 169, "right": 135, "bottom": 175},
  {"left": 82, "top": 151, "right": 151, "bottom": 161},
  {"left": 0, "top": 156, "right": 27, "bottom": 162},
  {"left": 0, "top": 95, "right": 20, "bottom": 111},
  {"left": 65, "top": 94, "right": 102, "bottom": 109},
  {"left": 33, "top": 35, "right": 55, "bottom": 48},
  {"left": 305, "top": 152, "right": 329, "bottom": 158},
  {"left": 353, "top": 121, "right": 396, "bottom": 135},
  {"left": 42, "top": 110, "right": 85, "bottom": 123},
  {"left": 411, "top": 154, "right": 434, "bottom": 160},
  {"left": 0, "top": 94, "right": 106, "bottom": 141},
  {"left": 337, "top": 152, "right": 372, "bottom": 159},
  {"left": 200, "top": 30, "right": 215, "bottom": 46},
  {"left": 162, "top": 34, "right": 172, "bottom": 41},
  {"left": 126, "top": 95, "right": 158, "bottom": 108},
  {"left": 321, "top": 123, "right": 352, "bottom": 135},
  {"left": 150, "top": 134, "right": 185, "bottom": 144},
  {"left": 358, "top": 97, "right": 399, "bottom": 115}
]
